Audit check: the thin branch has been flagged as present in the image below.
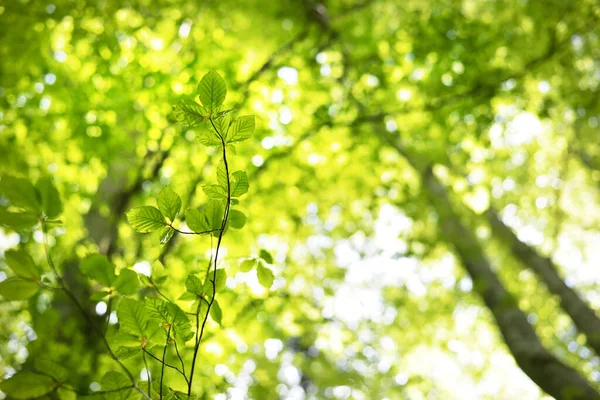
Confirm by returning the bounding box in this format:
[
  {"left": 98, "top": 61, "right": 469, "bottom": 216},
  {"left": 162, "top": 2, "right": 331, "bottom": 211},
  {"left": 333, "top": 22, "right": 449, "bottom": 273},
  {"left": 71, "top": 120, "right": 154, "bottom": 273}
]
[
  {"left": 188, "top": 119, "right": 232, "bottom": 395},
  {"left": 143, "top": 348, "right": 187, "bottom": 380},
  {"left": 170, "top": 226, "right": 221, "bottom": 236},
  {"left": 159, "top": 326, "right": 172, "bottom": 399},
  {"left": 142, "top": 349, "right": 151, "bottom": 395},
  {"left": 173, "top": 339, "right": 188, "bottom": 384},
  {"left": 104, "top": 294, "right": 112, "bottom": 335}
]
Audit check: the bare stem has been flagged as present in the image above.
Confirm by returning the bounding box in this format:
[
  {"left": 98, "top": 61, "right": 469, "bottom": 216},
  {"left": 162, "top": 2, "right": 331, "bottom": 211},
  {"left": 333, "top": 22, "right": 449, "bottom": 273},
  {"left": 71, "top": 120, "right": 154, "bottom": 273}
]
[{"left": 187, "top": 118, "right": 232, "bottom": 395}]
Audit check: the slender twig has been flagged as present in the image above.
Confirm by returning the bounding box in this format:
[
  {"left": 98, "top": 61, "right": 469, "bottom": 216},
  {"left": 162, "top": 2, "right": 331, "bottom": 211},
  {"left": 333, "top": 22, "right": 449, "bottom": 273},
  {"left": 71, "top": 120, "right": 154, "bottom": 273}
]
[
  {"left": 41, "top": 222, "right": 151, "bottom": 400},
  {"left": 159, "top": 326, "right": 172, "bottom": 399},
  {"left": 104, "top": 294, "right": 112, "bottom": 334},
  {"left": 187, "top": 119, "right": 232, "bottom": 395},
  {"left": 143, "top": 348, "right": 187, "bottom": 380},
  {"left": 170, "top": 226, "right": 221, "bottom": 235},
  {"left": 142, "top": 349, "right": 151, "bottom": 395},
  {"left": 173, "top": 339, "right": 187, "bottom": 384},
  {"left": 61, "top": 384, "right": 136, "bottom": 396}
]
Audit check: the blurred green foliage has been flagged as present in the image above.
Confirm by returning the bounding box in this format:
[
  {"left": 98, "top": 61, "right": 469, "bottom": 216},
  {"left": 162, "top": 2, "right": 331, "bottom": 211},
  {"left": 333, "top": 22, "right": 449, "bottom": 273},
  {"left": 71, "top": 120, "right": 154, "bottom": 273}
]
[{"left": 0, "top": 0, "right": 599, "bottom": 399}]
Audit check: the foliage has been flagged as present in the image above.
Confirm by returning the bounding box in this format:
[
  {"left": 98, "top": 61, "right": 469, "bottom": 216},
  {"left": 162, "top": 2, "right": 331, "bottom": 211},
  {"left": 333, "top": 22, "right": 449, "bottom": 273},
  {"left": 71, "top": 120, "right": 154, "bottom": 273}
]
[{"left": 1, "top": 0, "right": 600, "bottom": 399}]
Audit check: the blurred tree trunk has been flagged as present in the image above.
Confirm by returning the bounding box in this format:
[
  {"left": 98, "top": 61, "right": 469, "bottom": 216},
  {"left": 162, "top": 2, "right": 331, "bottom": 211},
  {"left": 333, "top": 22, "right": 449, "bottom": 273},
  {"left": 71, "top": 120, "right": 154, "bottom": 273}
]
[
  {"left": 380, "top": 132, "right": 600, "bottom": 400},
  {"left": 486, "top": 208, "right": 600, "bottom": 356}
]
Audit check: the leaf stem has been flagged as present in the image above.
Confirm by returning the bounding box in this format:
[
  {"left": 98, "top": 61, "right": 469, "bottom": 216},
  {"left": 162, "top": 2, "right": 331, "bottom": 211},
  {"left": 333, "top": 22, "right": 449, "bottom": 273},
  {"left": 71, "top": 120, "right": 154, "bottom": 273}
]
[
  {"left": 159, "top": 326, "right": 171, "bottom": 399},
  {"left": 170, "top": 225, "right": 221, "bottom": 235}
]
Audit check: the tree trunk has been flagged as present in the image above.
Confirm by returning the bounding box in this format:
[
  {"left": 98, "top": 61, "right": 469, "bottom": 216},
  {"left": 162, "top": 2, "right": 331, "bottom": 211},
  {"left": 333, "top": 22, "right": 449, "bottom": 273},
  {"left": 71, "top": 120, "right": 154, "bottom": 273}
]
[
  {"left": 486, "top": 208, "right": 600, "bottom": 356},
  {"left": 381, "top": 134, "right": 600, "bottom": 400}
]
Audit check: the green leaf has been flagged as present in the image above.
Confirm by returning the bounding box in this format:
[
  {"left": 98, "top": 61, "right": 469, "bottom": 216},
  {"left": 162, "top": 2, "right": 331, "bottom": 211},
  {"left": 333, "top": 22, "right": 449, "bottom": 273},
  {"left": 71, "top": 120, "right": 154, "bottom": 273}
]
[
  {"left": 0, "top": 371, "right": 56, "bottom": 399},
  {"left": 4, "top": 249, "right": 41, "bottom": 280},
  {"left": 202, "top": 184, "right": 226, "bottom": 199},
  {"left": 257, "top": 261, "right": 274, "bottom": 289},
  {"left": 102, "top": 371, "right": 133, "bottom": 400},
  {"left": 0, "top": 277, "right": 39, "bottom": 300},
  {"left": 214, "top": 108, "right": 235, "bottom": 120},
  {"left": 0, "top": 176, "right": 41, "bottom": 212},
  {"left": 57, "top": 387, "right": 77, "bottom": 400},
  {"left": 186, "top": 200, "right": 225, "bottom": 233},
  {"left": 90, "top": 290, "right": 110, "bottom": 301},
  {"left": 240, "top": 258, "right": 257, "bottom": 272},
  {"left": 117, "top": 298, "right": 149, "bottom": 338},
  {"left": 114, "top": 269, "right": 139, "bottom": 295},
  {"left": 126, "top": 206, "right": 167, "bottom": 233},
  {"left": 160, "top": 226, "right": 175, "bottom": 244},
  {"left": 197, "top": 70, "right": 227, "bottom": 114},
  {"left": 185, "top": 274, "right": 203, "bottom": 296},
  {"left": 0, "top": 209, "right": 39, "bottom": 229},
  {"left": 203, "top": 269, "right": 227, "bottom": 296},
  {"left": 34, "top": 357, "right": 68, "bottom": 382},
  {"left": 230, "top": 171, "right": 249, "bottom": 197},
  {"left": 217, "top": 161, "right": 228, "bottom": 189},
  {"left": 211, "top": 300, "right": 222, "bottom": 326},
  {"left": 158, "top": 187, "right": 182, "bottom": 222},
  {"left": 212, "top": 114, "right": 231, "bottom": 138},
  {"left": 259, "top": 249, "right": 274, "bottom": 264},
  {"left": 80, "top": 253, "right": 116, "bottom": 287},
  {"left": 115, "top": 346, "right": 141, "bottom": 360},
  {"left": 226, "top": 115, "right": 255, "bottom": 143},
  {"left": 173, "top": 99, "right": 207, "bottom": 128},
  {"left": 146, "top": 298, "right": 192, "bottom": 342},
  {"left": 198, "top": 128, "right": 221, "bottom": 147},
  {"left": 36, "top": 177, "right": 62, "bottom": 218},
  {"left": 229, "top": 209, "right": 247, "bottom": 229}
]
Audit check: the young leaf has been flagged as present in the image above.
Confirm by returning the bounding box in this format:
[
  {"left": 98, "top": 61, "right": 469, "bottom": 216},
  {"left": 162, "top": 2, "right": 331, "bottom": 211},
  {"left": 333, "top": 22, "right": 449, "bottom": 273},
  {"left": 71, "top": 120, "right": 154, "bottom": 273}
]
[
  {"left": 259, "top": 249, "right": 274, "bottom": 264},
  {"left": 0, "top": 371, "right": 56, "bottom": 399},
  {"left": 226, "top": 115, "right": 255, "bottom": 143},
  {"left": 115, "top": 346, "right": 141, "bottom": 360},
  {"left": 160, "top": 226, "right": 175, "bottom": 244},
  {"left": 257, "top": 261, "right": 274, "bottom": 289},
  {"left": 34, "top": 357, "right": 68, "bottom": 382},
  {"left": 0, "top": 209, "right": 39, "bottom": 229},
  {"left": 197, "top": 70, "right": 227, "bottom": 114},
  {"left": 214, "top": 108, "right": 235, "bottom": 120},
  {"left": 158, "top": 187, "right": 182, "bottom": 222},
  {"left": 117, "top": 298, "right": 149, "bottom": 338},
  {"left": 0, "top": 277, "right": 39, "bottom": 300},
  {"left": 185, "top": 274, "right": 203, "bottom": 296},
  {"left": 202, "top": 184, "right": 227, "bottom": 200},
  {"left": 240, "top": 258, "right": 257, "bottom": 272},
  {"left": 211, "top": 300, "right": 223, "bottom": 326},
  {"left": 203, "top": 269, "right": 227, "bottom": 296},
  {"left": 90, "top": 290, "right": 110, "bottom": 301},
  {"left": 229, "top": 209, "right": 247, "bottom": 229},
  {"left": 173, "top": 99, "right": 207, "bottom": 128},
  {"left": 198, "top": 128, "right": 223, "bottom": 147},
  {"left": 186, "top": 200, "right": 225, "bottom": 233},
  {"left": 102, "top": 371, "right": 133, "bottom": 400},
  {"left": 216, "top": 161, "right": 228, "bottom": 189},
  {"left": 212, "top": 114, "right": 232, "bottom": 139},
  {"left": 36, "top": 177, "right": 62, "bottom": 218},
  {"left": 80, "top": 254, "right": 116, "bottom": 287},
  {"left": 0, "top": 176, "right": 42, "bottom": 212},
  {"left": 126, "top": 206, "right": 167, "bottom": 233},
  {"left": 113, "top": 269, "right": 140, "bottom": 295},
  {"left": 230, "top": 171, "right": 249, "bottom": 197},
  {"left": 4, "top": 249, "right": 42, "bottom": 280}
]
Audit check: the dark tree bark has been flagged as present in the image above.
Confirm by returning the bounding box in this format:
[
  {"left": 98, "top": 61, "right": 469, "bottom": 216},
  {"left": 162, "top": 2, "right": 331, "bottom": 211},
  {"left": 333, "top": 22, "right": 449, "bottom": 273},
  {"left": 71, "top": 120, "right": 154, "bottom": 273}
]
[
  {"left": 486, "top": 208, "right": 600, "bottom": 356},
  {"left": 380, "top": 133, "right": 600, "bottom": 400}
]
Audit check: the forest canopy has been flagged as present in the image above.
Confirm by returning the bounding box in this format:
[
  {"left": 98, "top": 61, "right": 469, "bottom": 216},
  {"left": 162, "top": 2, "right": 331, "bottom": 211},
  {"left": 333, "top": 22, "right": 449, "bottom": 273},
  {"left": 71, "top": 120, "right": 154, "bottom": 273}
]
[{"left": 0, "top": 0, "right": 599, "bottom": 399}]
